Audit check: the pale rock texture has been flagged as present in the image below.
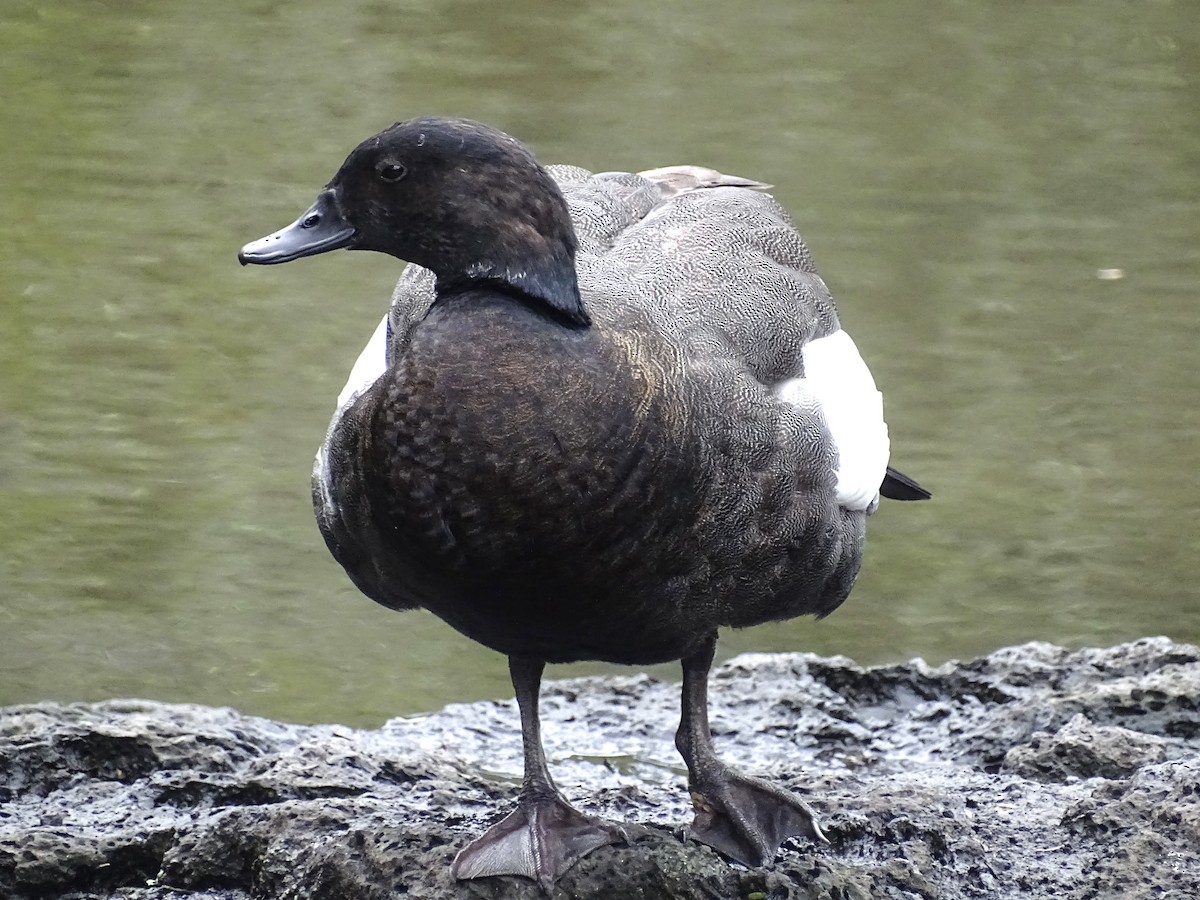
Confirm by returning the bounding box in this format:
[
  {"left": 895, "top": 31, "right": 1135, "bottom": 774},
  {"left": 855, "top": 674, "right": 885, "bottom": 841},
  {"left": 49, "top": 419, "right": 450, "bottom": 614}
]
[{"left": 3, "top": 638, "right": 1199, "bottom": 899}]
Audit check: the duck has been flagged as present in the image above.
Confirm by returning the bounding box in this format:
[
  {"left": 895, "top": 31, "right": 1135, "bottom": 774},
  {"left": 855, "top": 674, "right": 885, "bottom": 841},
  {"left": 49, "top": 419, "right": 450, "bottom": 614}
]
[{"left": 239, "top": 116, "right": 930, "bottom": 891}]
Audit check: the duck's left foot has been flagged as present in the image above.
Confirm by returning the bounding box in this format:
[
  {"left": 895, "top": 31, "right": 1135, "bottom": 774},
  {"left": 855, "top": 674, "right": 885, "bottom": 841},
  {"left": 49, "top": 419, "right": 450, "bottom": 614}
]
[
  {"left": 686, "top": 763, "right": 827, "bottom": 866},
  {"left": 451, "top": 794, "right": 628, "bottom": 892}
]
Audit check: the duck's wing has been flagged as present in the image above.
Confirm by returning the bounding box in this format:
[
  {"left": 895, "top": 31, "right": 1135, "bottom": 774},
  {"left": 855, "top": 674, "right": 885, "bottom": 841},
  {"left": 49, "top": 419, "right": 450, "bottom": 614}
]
[
  {"left": 558, "top": 166, "right": 892, "bottom": 512},
  {"left": 562, "top": 166, "right": 838, "bottom": 377}
]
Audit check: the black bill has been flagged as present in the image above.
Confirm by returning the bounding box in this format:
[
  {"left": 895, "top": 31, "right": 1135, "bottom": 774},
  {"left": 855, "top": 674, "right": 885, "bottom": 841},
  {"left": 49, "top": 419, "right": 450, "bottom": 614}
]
[{"left": 238, "top": 190, "right": 355, "bottom": 265}]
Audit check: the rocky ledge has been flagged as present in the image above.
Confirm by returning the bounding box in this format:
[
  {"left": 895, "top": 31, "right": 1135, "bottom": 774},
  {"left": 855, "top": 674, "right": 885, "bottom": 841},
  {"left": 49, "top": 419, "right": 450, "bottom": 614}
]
[{"left": 2, "top": 637, "right": 1199, "bottom": 900}]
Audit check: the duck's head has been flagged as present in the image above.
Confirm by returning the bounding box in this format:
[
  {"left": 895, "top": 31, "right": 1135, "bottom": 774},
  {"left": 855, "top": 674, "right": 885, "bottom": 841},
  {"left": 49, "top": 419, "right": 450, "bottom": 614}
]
[{"left": 239, "top": 116, "right": 588, "bottom": 326}]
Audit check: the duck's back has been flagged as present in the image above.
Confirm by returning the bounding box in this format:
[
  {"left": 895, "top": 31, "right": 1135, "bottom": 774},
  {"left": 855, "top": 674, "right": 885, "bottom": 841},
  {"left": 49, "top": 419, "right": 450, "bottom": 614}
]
[{"left": 560, "top": 166, "right": 841, "bottom": 380}]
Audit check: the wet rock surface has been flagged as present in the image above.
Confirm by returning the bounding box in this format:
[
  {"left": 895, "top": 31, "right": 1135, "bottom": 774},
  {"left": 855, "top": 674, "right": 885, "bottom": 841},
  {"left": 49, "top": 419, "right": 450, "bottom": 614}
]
[{"left": 3, "top": 637, "right": 1199, "bottom": 899}]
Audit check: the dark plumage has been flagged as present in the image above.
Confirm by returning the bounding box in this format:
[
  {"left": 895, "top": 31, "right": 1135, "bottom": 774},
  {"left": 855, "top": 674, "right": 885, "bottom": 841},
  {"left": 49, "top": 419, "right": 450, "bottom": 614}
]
[{"left": 239, "top": 116, "right": 929, "bottom": 890}]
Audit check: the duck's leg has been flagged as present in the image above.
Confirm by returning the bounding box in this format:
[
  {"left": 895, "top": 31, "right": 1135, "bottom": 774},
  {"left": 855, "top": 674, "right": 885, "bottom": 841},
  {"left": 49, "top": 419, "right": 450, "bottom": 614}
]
[
  {"left": 676, "top": 635, "right": 828, "bottom": 866},
  {"left": 451, "top": 656, "right": 627, "bottom": 891}
]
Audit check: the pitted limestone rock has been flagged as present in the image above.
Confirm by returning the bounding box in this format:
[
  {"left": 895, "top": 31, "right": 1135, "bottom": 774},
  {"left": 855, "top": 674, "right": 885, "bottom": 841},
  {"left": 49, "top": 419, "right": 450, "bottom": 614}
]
[{"left": 3, "top": 638, "right": 1199, "bottom": 899}]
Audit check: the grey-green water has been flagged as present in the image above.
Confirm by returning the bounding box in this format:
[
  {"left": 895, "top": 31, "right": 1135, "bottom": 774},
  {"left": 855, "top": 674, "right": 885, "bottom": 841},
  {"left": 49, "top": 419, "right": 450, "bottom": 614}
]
[{"left": 2, "top": 0, "right": 1198, "bottom": 726}]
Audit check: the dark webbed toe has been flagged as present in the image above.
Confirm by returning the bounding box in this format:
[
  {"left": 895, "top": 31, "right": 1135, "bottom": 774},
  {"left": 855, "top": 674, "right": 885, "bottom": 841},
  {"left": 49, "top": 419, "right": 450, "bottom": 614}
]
[
  {"left": 451, "top": 794, "right": 627, "bottom": 892},
  {"left": 686, "top": 763, "right": 826, "bottom": 866}
]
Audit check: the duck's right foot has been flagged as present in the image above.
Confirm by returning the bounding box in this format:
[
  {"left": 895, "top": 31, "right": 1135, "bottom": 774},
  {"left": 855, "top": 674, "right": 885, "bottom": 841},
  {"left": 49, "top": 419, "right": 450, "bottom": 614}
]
[{"left": 451, "top": 794, "right": 628, "bottom": 893}]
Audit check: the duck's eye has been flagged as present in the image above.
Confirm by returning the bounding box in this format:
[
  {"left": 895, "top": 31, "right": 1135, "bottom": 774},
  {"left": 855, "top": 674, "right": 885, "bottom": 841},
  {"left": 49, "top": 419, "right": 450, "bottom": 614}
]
[{"left": 377, "top": 161, "right": 407, "bottom": 183}]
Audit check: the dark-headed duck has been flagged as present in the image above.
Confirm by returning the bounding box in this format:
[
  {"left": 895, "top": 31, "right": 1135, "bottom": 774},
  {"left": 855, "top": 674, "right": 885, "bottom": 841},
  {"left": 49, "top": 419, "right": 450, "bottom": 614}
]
[{"left": 240, "top": 116, "right": 929, "bottom": 891}]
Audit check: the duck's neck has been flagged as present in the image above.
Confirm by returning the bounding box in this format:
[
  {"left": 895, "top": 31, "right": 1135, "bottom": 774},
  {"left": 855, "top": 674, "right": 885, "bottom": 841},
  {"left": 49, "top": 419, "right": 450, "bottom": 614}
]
[{"left": 433, "top": 231, "right": 590, "bottom": 327}]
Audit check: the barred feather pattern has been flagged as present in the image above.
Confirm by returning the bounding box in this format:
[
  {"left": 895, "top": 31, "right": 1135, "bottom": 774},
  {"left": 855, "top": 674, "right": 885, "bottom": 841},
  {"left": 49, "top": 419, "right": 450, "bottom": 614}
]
[{"left": 352, "top": 163, "right": 888, "bottom": 516}]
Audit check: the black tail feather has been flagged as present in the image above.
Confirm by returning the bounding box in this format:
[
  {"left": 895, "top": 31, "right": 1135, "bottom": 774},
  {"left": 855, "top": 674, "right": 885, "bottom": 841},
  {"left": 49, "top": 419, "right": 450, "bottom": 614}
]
[{"left": 880, "top": 466, "right": 931, "bottom": 501}]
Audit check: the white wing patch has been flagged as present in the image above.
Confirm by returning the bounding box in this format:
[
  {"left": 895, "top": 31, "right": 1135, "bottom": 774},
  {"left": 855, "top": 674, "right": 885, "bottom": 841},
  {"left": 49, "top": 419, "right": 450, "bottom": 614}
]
[
  {"left": 776, "top": 329, "right": 890, "bottom": 511},
  {"left": 315, "top": 313, "right": 391, "bottom": 521},
  {"left": 336, "top": 313, "right": 390, "bottom": 412}
]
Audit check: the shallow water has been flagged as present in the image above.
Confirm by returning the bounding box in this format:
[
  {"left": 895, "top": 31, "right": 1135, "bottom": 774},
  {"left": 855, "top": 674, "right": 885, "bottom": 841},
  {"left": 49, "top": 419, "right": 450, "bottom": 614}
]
[{"left": 2, "top": 0, "right": 1198, "bottom": 726}]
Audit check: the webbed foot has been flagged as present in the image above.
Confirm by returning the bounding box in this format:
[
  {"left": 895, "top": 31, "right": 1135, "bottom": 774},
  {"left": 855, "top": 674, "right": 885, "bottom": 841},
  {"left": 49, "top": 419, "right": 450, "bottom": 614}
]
[
  {"left": 451, "top": 794, "right": 627, "bottom": 893},
  {"left": 687, "top": 763, "right": 827, "bottom": 866}
]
